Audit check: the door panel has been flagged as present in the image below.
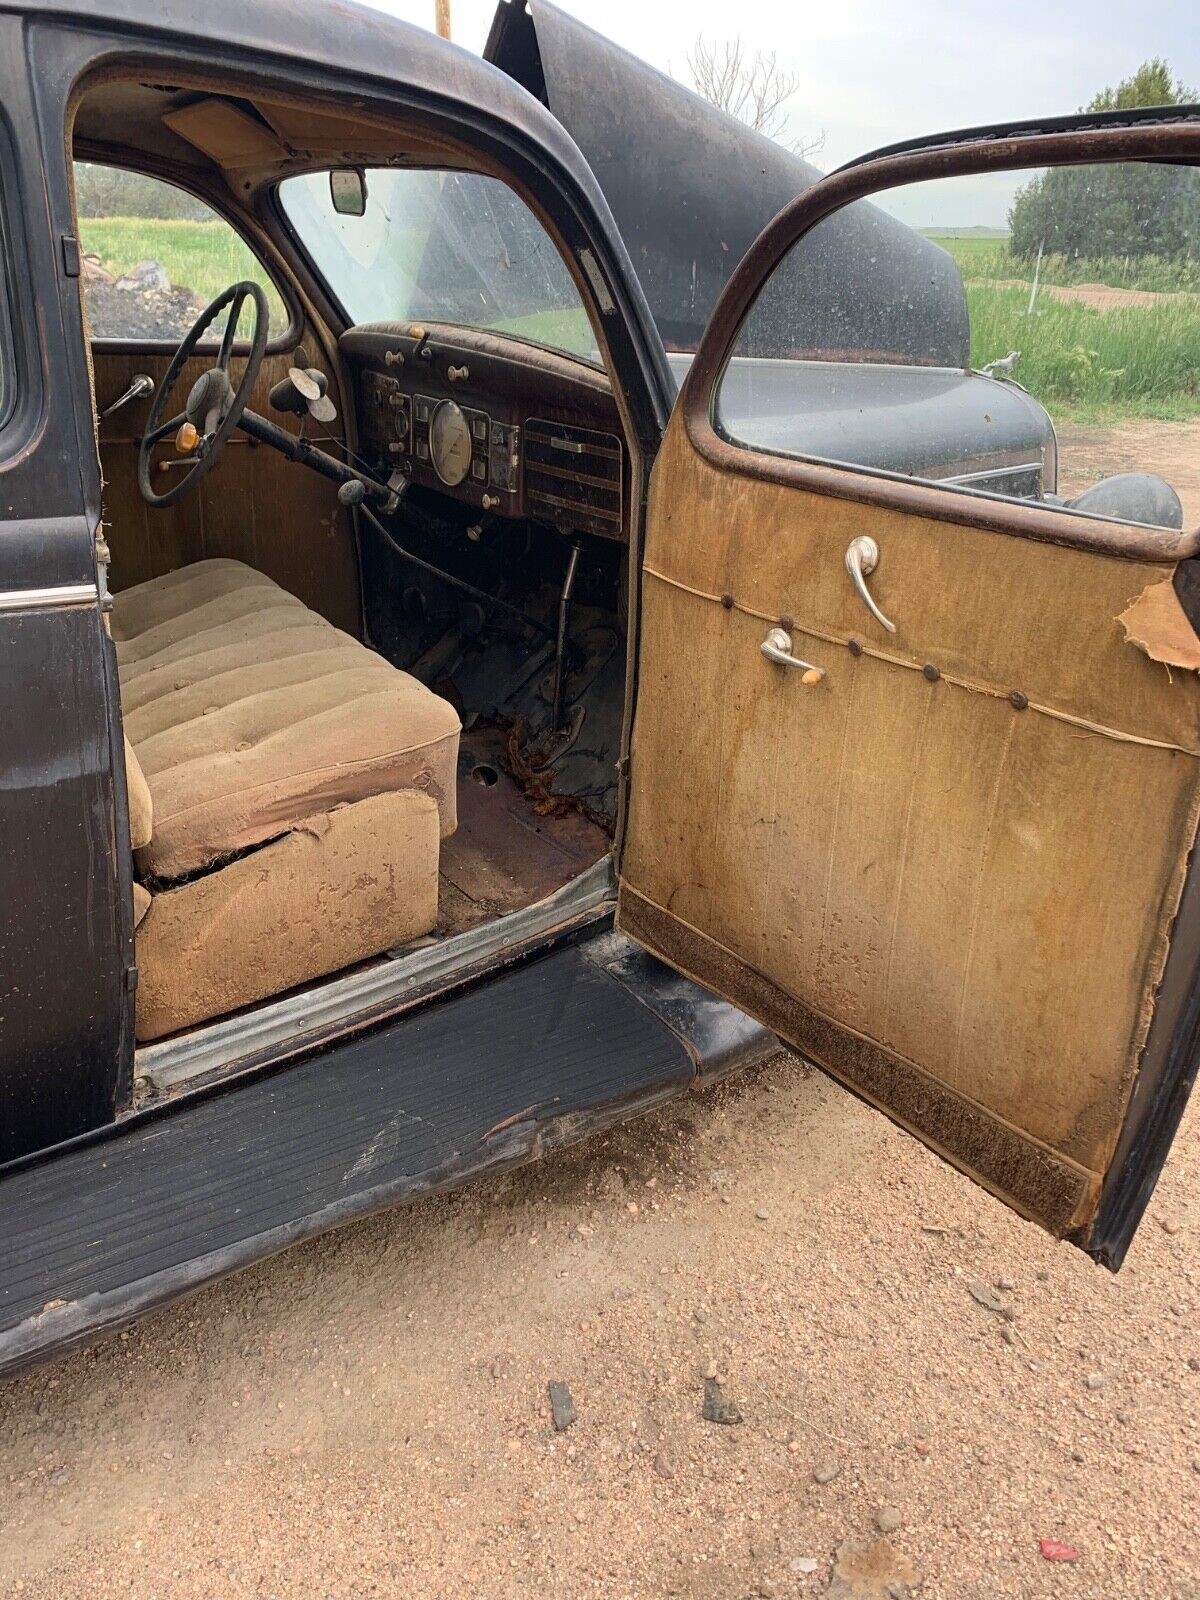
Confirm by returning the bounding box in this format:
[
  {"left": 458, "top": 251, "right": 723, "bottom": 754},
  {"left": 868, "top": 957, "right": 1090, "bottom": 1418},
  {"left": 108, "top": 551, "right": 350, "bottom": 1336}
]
[
  {"left": 93, "top": 347, "right": 361, "bottom": 633},
  {"left": 621, "top": 409, "right": 1200, "bottom": 1241}
]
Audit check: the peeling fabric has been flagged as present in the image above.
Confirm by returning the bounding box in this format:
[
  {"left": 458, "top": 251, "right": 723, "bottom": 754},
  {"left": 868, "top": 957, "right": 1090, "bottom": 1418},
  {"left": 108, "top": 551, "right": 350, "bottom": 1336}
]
[{"left": 1118, "top": 578, "right": 1200, "bottom": 672}]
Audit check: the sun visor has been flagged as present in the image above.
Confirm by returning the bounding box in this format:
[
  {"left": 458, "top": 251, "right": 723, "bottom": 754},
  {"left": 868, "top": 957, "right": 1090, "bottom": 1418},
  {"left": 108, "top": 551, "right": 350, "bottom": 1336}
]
[{"left": 162, "top": 99, "right": 291, "bottom": 170}]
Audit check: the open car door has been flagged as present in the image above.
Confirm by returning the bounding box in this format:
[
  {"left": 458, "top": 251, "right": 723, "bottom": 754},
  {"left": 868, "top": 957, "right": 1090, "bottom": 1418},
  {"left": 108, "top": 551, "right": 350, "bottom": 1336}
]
[{"left": 618, "top": 113, "right": 1200, "bottom": 1269}]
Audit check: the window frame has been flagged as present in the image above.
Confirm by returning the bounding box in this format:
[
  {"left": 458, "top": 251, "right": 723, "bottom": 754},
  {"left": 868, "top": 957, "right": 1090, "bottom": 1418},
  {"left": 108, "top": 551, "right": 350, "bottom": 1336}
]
[
  {"left": 72, "top": 155, "right": 302, "bottom": 356},
  {"left": 682, "top": 116, "right": 1200, "bottom": 566},
  {"left": 0, "top": 122, "right": 30, "bottom": 447}
]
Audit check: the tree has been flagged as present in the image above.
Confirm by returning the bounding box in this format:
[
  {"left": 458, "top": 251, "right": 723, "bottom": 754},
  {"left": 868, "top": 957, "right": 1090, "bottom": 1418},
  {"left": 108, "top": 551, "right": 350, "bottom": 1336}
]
[
  {"left": 1008, "top": 60, "right": 1200, "bottom": 262},
  {"left": 73, "top": 163, "right": 211, "bottom": 222},
  {"left": 686, "top": 35, "right": 824, "bottom": 160}
]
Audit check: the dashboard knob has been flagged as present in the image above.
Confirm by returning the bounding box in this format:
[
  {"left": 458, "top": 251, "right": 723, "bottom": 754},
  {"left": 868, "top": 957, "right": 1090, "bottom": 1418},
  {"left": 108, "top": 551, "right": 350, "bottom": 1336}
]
[
  {"left": 447, "top": 364, "right": 469, "bottom": 383},
  {"left": 384, "top": 349, "right": 404, "bottom": 367},
  {"left": 481, "top": 492, "right": 500, "bottom": 510}
]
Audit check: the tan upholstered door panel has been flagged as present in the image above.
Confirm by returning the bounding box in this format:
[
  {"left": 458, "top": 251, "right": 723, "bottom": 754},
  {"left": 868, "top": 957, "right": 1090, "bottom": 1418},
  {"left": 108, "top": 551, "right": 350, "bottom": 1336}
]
[
  {"left": 620, "top": 410, "right": 1200, "bottom": 1239},
  {"left": 93, "top": 348, "right": 361, "bottom": 635}
]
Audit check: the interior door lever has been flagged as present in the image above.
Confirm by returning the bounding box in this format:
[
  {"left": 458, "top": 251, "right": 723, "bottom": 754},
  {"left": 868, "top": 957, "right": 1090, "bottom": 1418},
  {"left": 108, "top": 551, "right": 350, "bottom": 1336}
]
[
  {"left": 101, "top": 373, "right": 154, "bottom": 419},
  {"left": 845, "top": 536, "right": 896, "bottom": 633},
  {"left": 760, "top": 627, "right": 825, "bottom": 683}
]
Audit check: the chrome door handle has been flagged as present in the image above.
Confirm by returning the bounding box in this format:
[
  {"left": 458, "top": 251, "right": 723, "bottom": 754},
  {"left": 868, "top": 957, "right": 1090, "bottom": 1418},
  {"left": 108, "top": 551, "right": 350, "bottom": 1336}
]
[
  {"left": 760, "top": 627, "right": 825, "bottom": 682},
  {"left": 101, "top": 373, "right": 154, "bottom": 419},
  {"left": 845, "top": 536, "right": 896, "bottom": 633}
]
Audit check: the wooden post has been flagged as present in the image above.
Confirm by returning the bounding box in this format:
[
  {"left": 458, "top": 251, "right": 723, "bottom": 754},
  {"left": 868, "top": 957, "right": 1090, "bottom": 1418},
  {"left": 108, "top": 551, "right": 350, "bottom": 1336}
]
[{"left": 435, "top": 0, "right": 450, "bottom": 38}]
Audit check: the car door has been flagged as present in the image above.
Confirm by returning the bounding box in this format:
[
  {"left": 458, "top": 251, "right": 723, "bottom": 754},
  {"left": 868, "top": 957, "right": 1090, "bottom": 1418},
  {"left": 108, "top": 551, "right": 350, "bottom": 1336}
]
[
  {"left": 0, "top": 25, "right": 131, "bottom": 1161},
  {"left": 618, "top": 111, "right": 1200, "bottom": 1269}
]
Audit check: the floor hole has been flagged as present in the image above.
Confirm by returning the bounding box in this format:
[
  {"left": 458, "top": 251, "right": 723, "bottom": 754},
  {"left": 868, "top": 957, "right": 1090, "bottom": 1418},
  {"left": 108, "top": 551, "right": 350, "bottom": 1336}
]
[{"left": 471, "top": 763, "right": 499, "bottom": 788}]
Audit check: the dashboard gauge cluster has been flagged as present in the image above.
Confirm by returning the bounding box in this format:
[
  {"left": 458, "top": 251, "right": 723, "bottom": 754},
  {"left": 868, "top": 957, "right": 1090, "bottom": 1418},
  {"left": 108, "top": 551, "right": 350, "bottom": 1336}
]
[
  {"left": 345, "top": 326, "right": 629, "bottom": 539},
  {"left": 412, "top": 394, "right": 493, "bottom": 495}
]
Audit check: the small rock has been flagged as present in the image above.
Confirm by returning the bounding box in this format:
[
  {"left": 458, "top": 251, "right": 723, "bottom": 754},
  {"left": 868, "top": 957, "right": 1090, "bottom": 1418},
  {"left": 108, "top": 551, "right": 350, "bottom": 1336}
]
[
  {"left": 702, "top": 1358, "right": 719, "bottom": 1380},
  {"left": 653, "top": 1451, "right": 675, "bottom": 1480},
  {"left": 1071, "top": 1450, "right": 1085, "bottom": 1464},
  {"left": 914, "top": 1439, "right": 930, "bottom": 1458},
  {"left": 1159, "top": 1215, "right": 1182, "bottom": 1235},
  {"left": 1038, "top": 1538, "right": 1080, "bottom": 1563},
  {"left": 968, "top": 1279, "right": 1015, "bottom": 1319},
  {"left": 756, "top": 1582, "right": 778, "bottom": 1598},
  {"left": 1000, "top": 1325, "right": 1016, "bottom": 1346},
  {"left": 790, "top": 1557, "right": 819, "bottom": 1575},
  {"left": 1036, "top": 1268, "right": 1049, "bottom": 1281},
  {"left": 1187, "top": 1356, "right": 1200, "bottom": 1372},
  {"left": 626, "top": 1202, "right": 639, "bottom": 1216},
  {"left": 868, "top": 1233, "right": 882, "bottom": 1245},
  {"left": 876, "top": 1506, "right": 902, "bottom": 1534},
  {"left": 547, "top": 1380, "right": 577, "bottom": 1432},
  {"left": 117, "top": 259, "right": 170, "bottom": 293},
  {"left": 701, "top": 1377, "right": 743, "bottom": 1426},
  {"left": 1084, "top": 1372, "right": 1105, "bottom": 1392},
  {"left": 995, "top": 1275, "right": 1016, "bottom": 1292},
  {"left": 49, "top": 1469, "right": 68, "bottom": 1486},
  {"left": 812, "top": 1460, "right": 841, "bottom": 1485},
  {"left": 755, "top": 1208, "right": 770, "bottom": 1221}
]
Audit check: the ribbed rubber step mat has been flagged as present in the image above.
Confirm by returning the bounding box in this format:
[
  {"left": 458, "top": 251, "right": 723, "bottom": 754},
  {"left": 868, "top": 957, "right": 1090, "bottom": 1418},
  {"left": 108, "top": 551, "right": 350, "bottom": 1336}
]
[{"left": 0, "top": 944, "right": 692, "bottom": 1376}]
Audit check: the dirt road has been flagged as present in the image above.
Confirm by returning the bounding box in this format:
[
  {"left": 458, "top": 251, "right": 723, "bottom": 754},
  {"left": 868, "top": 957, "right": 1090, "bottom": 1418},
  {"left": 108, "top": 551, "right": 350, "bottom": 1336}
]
[
  {"left": 1057, "top": 414, "right": 1200, "bottom": 529},
  {"left": 1, "top": 1052, "right": 1197, "bottom": 1598}
]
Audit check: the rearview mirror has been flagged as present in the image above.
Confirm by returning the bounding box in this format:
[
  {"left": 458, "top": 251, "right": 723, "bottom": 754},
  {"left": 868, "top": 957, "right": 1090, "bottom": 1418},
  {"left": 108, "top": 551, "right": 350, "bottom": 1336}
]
[{"left": 329, "top": 168, "right": 368, "bottom": 218}]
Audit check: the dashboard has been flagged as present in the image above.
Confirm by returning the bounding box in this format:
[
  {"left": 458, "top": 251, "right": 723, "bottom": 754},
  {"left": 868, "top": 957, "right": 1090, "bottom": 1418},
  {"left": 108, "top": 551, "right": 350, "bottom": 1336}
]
[{"left": 340, "top": 322, "right": 629, "bottom": 541}]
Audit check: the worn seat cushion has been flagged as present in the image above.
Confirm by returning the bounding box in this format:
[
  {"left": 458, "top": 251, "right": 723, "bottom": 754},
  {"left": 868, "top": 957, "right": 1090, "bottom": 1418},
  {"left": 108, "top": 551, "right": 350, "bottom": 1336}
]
[{"left": 113, "top": 559, "right": 460, "bottom": 881}]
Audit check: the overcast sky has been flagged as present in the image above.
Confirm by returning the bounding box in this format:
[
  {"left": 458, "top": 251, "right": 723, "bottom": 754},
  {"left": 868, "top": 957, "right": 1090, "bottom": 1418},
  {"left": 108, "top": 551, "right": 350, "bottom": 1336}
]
[{"left": 361, "top": 0, "right": 1200, "bottom": 226}]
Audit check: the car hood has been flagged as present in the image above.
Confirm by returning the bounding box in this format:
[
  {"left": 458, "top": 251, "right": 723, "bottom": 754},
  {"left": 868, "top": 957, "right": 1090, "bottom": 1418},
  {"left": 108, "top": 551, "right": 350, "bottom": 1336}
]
[{"left": 485, "top": 0, "right": 968, "bottom": 365}]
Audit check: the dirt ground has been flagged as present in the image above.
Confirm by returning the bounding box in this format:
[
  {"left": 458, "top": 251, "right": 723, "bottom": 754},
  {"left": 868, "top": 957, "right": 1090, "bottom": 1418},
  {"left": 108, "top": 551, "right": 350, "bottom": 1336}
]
[
  {"left": 1, "top": 1051, "right": 1197, "bottom": 1599},
  {"left": 970, "top": 278, "right": 1198, "bottom": 314},
  {"left": 1057, "top": 414, "right": 1200, "bottom": 528}
]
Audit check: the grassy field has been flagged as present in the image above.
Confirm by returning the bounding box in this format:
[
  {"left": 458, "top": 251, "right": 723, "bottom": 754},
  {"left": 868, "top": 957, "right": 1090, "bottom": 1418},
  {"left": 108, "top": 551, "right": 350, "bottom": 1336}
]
[
  {"left": 80, "top": 214, "right": 1200, "bottom": 421},
  {"left": 926, "top": 232, "right": 1200, "bottom": 420},
  {"left": 78, "top": 216, "right": 288, "bottom": 330},
  {"left": 78, "top": 215, "right": 597, "bottom": 356}
]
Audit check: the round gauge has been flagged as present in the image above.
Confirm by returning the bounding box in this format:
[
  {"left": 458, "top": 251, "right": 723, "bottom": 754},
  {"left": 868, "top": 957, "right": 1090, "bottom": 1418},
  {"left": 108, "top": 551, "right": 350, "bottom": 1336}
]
[{"left": 429, "top": 399, "right": 473, "bottom": 488}]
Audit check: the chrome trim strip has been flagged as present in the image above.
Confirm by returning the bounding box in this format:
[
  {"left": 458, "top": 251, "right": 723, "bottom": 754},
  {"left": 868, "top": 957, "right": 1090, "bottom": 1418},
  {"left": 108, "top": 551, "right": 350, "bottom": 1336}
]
[
  {"left": 137, "top": 856, "right": 616, "bottom": 1093},
  {"left": 0, "top": 582, "right": 99, "bottom": 614}
]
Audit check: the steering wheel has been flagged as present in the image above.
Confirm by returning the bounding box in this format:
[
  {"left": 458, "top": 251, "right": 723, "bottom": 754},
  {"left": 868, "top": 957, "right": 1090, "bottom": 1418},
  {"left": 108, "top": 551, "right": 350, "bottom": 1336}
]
[{"left": 138, "top": 281, "right": 269, "bottom": 509}]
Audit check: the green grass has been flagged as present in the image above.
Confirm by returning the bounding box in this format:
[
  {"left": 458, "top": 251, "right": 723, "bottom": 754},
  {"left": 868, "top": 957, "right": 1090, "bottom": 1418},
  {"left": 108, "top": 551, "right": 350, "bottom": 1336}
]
[
  {"left": 921, "top": 233, "right": 1200, "bottom": 420},
  {"left": 965, "top": 282, "right": 1200, "bottom": 421},
  {"left": 81, "top": 217, "right": 1200, "bottom": 420},
  {"left": 78, "top": 216, "right": 289, "bottom": 331},
  {"left": 929, "top": 233, "right": 1200, "bottom": 294},
  {"left": 489, "top": 306, "right": 598, "bottom": 361}
]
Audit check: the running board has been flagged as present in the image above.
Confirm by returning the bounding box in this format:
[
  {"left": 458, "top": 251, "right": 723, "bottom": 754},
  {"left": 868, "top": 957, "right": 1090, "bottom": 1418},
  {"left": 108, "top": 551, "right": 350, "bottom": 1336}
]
[{"left": 0, "top": 934, "right": 773, "bottom": 1378}]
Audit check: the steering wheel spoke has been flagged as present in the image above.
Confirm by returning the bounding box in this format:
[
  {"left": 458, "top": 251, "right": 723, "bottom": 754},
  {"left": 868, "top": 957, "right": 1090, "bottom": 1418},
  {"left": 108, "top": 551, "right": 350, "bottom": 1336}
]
[
  {"left": 141, "top": 412, "right": 187, "bottom": 450},
  {"left": 215, "top": 288, "right": 248, "bottom": 373},
  {"left": 137, "top": 280, "right": 269, "bottom": 510}
]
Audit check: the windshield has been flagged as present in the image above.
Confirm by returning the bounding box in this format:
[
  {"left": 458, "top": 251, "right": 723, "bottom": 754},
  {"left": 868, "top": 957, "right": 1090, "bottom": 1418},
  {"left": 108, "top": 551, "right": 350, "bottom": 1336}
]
[{"left": 278, "top": 169, "right": 599, "bottom": 366}]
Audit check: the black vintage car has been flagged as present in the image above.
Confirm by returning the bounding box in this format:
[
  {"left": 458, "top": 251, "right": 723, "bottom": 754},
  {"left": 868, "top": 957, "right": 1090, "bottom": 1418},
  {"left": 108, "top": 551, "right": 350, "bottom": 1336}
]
[{"left": 1, "top": 0, "right": 1198, "bottom": 1376}]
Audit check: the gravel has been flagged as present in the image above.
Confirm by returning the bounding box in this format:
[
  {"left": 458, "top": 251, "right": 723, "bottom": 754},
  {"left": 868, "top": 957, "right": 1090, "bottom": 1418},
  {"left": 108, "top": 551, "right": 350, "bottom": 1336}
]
[{"left": 0, "top": 1052, "right": 1196, "bottom": 1597}]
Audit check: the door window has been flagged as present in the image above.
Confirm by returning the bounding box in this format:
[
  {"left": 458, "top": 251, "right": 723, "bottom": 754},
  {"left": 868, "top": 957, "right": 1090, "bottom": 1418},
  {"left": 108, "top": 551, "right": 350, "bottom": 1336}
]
[
  {"left": 715, "top": 161, "right": 1200, "bottom": 532},
  {"left": 74, "top": 163, "right": 289, "bottom": 344}
]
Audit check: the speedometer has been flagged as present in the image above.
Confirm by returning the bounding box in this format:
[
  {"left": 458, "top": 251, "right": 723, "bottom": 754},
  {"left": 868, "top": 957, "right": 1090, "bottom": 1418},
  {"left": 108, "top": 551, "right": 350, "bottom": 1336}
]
[{"left": 429, "top": 399, "right": 473, "bottom": 487}]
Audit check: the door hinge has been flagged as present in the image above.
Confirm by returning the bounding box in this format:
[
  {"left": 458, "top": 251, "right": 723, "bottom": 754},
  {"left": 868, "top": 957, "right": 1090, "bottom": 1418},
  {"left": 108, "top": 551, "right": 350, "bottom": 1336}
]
[{"left": 60, "top": 234, "right": 81, "bottom": 277}]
